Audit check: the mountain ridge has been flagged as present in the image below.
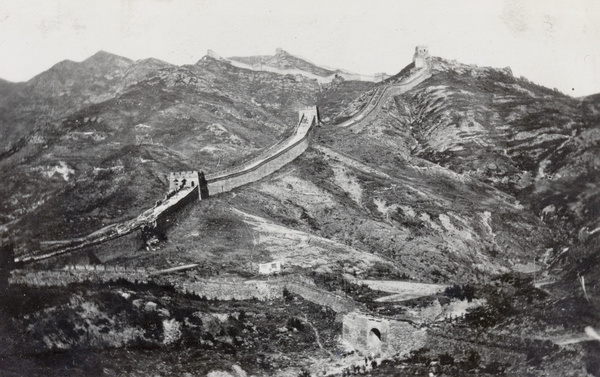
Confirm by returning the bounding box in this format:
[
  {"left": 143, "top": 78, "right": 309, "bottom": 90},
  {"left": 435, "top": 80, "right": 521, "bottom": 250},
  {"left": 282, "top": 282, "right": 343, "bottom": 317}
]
[{"left": 1, "top": 47, "right": 599, "bottom": 376}]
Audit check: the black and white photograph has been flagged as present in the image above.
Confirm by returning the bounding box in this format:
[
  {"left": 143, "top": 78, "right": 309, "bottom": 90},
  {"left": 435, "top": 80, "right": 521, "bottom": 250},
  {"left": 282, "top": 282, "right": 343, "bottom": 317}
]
[{"left": 0, "top": 0, "right": 599, "bottom": 375}]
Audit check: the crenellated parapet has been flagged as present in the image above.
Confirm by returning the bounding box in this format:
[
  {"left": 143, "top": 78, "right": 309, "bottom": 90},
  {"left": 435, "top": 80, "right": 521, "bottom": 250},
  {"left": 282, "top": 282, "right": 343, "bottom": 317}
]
[
  {"left": 19, "top": 47, "right": 433, "bottom": 264},
  {"left": 205, "top": 105, "right": 319, "bottom": 194}
]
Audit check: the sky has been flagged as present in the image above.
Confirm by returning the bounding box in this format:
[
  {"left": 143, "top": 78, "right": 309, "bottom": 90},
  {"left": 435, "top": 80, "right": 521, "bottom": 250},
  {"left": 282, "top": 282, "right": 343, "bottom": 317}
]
[{"left": 0, "top": 0, "right": 598, "bottom": 97}]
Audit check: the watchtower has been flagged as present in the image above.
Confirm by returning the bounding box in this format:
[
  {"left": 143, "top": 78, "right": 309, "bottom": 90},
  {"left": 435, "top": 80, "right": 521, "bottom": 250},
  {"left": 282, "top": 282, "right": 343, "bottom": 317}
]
[
  {"left": 168, "top": 171, "right": 199, "bottom": 192},
  {"left": 167, "top": 171, "right": 209, "bottom": 199},
  {"left": 413, "top": 45, "right": 430, "bottom": 68}
]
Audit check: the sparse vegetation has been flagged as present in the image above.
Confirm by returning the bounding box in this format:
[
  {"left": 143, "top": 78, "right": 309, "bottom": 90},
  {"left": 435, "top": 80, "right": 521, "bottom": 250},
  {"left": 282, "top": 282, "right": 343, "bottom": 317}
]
[{"left": 2, "top": 49, "right": 600, "bottom": 376}]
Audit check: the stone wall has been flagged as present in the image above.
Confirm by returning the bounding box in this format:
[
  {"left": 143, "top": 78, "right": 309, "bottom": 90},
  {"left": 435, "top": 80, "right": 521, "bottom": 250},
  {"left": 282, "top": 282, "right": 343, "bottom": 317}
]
[
  {"left": 15, "top": 186, "right": 199, "bottom": 265},
  {"left": 15, "top": 108, "right": 315, "bottom": 265},
  {"left": 343, "top": 311, "right": 426, "bottom": 356},
  {"left": 285, "top": 281, "right": 356, "bottom": 313},
  {"left": 168, "top": 171, "right": 200, "bottom": 192},
  {"left": 208, "top": 48, "right": 387, "bottom": 84},
  {"left": 227, "top": 57, "right": 386, "bottom": 84},
  {"left": 179, "top": 279, "right": 283, "bottom": 301},
  {"left": 206, "top": 113, "right": 317, "bottom": 194},
  {"left": 336, "top": 64, "right": 433, "bottom": 128},
  {"left": 9, "top": 266, "right": 150, "bottom": 286}
]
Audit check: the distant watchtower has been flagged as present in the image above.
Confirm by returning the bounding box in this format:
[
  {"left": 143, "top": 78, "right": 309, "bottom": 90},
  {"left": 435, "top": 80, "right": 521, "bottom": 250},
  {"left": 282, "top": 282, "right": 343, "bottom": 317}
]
[{"left": 413, "top": 45, "right": 430, "bottom": 68}]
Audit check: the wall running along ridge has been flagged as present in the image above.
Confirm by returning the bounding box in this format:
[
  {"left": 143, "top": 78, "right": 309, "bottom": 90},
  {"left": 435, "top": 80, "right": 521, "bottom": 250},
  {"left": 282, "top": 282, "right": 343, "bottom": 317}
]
[
  {"left": 14, "top": 109, "right": 318, "bottom": 264},
  {"left": 15, "top": 47, "right": 433, "bottom": 264},
  {"left": 336, "top": 60, "right": 432, "bottom": 128},
  {"left": 207, "top": 49, "right": 389, "bottom": 83},
  {"left": 14, "top": 186, "right": 198, "bottom": 264},
  {"left": 10, "top": 268, "right": 356, "bottom": 314},
  {"left": 206, "top": 110, "right": 317, "bottom": 194}
]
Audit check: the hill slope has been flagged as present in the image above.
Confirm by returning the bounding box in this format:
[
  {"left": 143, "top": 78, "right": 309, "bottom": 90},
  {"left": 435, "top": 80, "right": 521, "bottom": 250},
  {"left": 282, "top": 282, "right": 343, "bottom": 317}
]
[{"left": 1, "top": 49, "right": 599, "bottom": 376}]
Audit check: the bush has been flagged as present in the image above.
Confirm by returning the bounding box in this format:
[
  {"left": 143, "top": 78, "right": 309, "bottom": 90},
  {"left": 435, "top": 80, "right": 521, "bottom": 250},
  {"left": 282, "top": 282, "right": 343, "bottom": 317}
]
[
  {"left": 286, "top": 317, "right": 304, "bottom": 331},
  {"left": 439, "top": 353, "right": 455, "bottom": 366},
  {"left": 444, "top": 284, "right": 476, "bottom": 302},
  {"left": 461, "top": 350, "right": 481, "bottom": 371}
]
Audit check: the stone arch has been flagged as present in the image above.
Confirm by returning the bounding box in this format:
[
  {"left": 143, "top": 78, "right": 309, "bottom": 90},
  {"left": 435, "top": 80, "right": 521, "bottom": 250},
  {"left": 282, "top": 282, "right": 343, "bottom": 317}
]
[
  {"left": 368, "top": 327, "right": 382, "bottom": 350},
  {"left": 369, "top": 328, "right": 381, "bottom": 340}
]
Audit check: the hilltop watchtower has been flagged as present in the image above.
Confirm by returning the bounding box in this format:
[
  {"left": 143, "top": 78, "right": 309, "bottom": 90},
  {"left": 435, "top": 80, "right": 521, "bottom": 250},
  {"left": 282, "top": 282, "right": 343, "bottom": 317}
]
[{"left": 413, "top": 45, "right": 430, "bottom": 68}]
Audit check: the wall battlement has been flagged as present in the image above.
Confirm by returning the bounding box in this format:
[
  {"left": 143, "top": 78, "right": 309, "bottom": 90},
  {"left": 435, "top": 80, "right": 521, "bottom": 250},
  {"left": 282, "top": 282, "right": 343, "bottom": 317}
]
[{"left": 205, "top": 107, "right": 318, "bottom": 195}]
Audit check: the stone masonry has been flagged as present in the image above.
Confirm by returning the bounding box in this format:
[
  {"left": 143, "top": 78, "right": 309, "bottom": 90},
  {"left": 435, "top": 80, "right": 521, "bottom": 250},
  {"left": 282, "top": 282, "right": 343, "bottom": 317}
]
[{"left": 343, "top": 311, "right": 427, "bottom": 356}]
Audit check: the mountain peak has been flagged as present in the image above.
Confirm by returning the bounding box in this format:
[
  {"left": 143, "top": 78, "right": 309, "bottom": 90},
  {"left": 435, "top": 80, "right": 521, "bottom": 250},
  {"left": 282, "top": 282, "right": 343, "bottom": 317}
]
[
  {"left": 135, "top": 57, "right": 171, "bottom": 66},
  {"left": 83, "top": 50, "right": 133, "bottom": 67},
  {"left": 431, "top": 56, "right": 513, "bottom": 77}
]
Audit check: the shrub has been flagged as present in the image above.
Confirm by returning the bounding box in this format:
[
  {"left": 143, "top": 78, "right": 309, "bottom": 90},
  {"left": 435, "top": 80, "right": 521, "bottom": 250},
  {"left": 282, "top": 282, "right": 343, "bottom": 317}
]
[
  {"left": 444, "top": 284, "right": 476, "bottom": 302},
  {"left": 286, "top": 317, "right": 304, "bottom": 331},
  {"left": 439, "top": 353, "right": 455, "bottom": 366}
]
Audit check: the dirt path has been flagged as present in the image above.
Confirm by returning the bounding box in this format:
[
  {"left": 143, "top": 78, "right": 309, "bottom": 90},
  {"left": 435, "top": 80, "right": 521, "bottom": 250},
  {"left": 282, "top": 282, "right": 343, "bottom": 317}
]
[
  {"left": 231, "top": 207, "right": 391, "bottom": 271},
  {"left": 549, "top": 327, "right": 600, "bottom": 345},
  {"left": 345, "top": 275, "right": 447, "bottom": 302}
]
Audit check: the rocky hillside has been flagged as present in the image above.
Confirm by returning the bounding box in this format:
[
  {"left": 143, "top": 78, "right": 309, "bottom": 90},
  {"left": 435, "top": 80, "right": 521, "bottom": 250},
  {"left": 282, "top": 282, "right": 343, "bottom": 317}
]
[
  {"left": 0, "top": 54, "right": 315, "bottom": 249},
  {"left": 2, "top": 50, "right": 598, "bottom": 282},
  {"left": 1, "top": 49, "right": 599, "bottom": 376}
]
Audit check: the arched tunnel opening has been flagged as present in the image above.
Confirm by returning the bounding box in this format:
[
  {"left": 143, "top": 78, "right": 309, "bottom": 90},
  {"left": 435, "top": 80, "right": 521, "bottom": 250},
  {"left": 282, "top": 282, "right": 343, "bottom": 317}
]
[
  {"left": 369, "top": 328, "right": 381, "bottom": 340},
  {"left": 368, "top": 328, "right": 382, "bottom": 350}
]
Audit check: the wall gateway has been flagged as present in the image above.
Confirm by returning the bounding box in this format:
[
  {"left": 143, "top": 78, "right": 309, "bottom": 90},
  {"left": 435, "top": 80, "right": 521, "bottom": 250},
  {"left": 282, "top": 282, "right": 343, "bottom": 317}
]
[{"left": 343, "top": 311, "right": 427, "bottom": 356}]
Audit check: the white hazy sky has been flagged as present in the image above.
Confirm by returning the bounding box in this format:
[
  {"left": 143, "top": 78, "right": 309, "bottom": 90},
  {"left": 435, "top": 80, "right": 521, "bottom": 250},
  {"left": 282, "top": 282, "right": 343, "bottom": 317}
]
[{"left": 0, "top": 0, "right": 599, "bottom": 97}]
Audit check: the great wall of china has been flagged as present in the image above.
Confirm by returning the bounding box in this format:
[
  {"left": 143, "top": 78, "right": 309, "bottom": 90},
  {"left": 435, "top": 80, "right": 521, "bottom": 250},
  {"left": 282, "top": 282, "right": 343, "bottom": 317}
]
[
  {"left": 13, "top": 47, "right": 432, "bottom": 271},
  {"left": 206, "top": 49, "right": 390, "bottom": 83},
  {"left": 14, "top": 107, "right": 320, "bottom": 264},
  {"left": 8, "top": 48, "right": 435, "bottom": 356},
  {"left": 337, "top": 52, "right": 432, "bottom": 128}
]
